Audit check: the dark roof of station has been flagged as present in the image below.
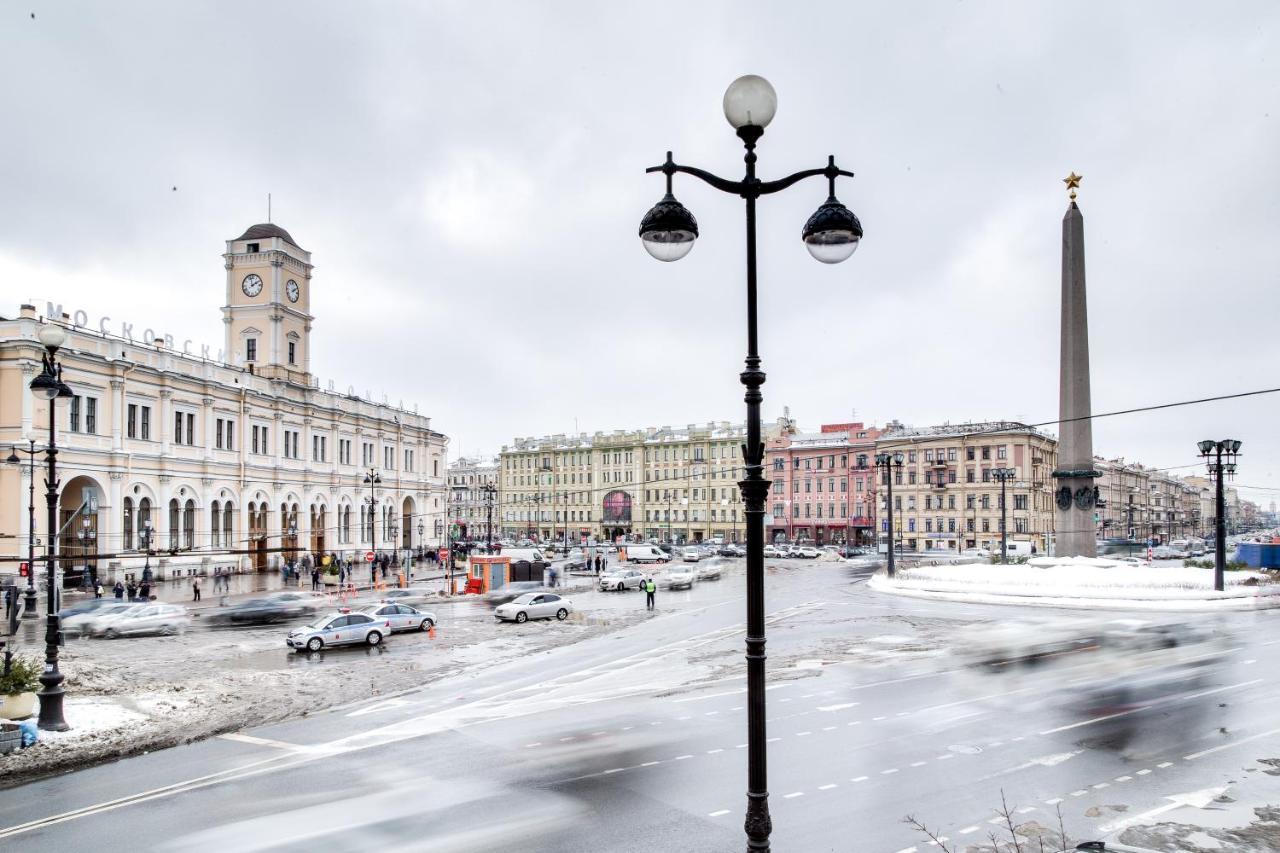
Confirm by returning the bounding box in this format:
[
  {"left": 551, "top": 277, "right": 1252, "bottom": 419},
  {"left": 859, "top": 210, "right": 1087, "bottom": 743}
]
[{"left": 234, "top": 223, "right": 303, "bottom": 250}]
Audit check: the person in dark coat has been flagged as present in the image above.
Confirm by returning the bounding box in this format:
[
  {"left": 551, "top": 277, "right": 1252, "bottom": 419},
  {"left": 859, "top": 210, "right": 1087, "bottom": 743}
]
[
  {"left": 139, "top": 580, "right": 151, "bottom": 601},
  {"left": 126, "top": 580, "right": 137, "bottom": 601},
  {"left": 113, "top": 581, "right": 125, "bottom": 600}
]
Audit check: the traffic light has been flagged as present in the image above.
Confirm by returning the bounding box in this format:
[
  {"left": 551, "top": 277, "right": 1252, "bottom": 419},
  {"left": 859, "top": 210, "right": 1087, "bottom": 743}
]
[{"left": 18, "top": 562, "right": 29, "bottom": 578}]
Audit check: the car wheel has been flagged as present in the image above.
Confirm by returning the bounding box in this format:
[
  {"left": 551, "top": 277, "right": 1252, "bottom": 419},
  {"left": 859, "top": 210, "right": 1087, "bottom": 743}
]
[
  {"left": 104, "top": 628, "right": 118, "bottom": 639},
  {"left": 515, "top": 611, "right": 528, "bottom": 624},
  {"left": 307, "top": 637, "right": 323, "bottom": 652},
  {"left": 556, "top": 608, "right": 568, "bottom": 620},
  {"left": 366, "top": 630, "right": 383, "bottom": 646},
  {"left": 420, "top": 618, "right": 434, "bottom": 632},
  {"left": 158, "top": 624, "right": 172, "bottom": 636}
]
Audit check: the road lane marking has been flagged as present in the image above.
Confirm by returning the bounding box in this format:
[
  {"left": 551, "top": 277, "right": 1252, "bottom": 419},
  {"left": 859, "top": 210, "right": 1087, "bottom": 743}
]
[
  {"left": 1115, "top": 776, "right": 1132, "bottom": 782},
  {"left": 1137, "top": 769, "right": 1152, "bottom": 775},
  {"left": 797, "top": 731, "right": 812, "bottom": 737},
  {"left": 736, "top": 743, "right": 748, "bottom": 749},
  {"left": 640, "top": 761, "right": 660, "bottom": 767},
  {"left": 1092, "top": 783, "right": 1109, "bottom": 789},
  {"left": 604, "top": 768, "right": 624, "bottom": 774},
  {"left": 822, "top": 726, "right": 836, "bottom": 731},
  {"left": 218, "top": 733, "right": 305, "bottom": 751},
  {"left": 882, "top": 768, "right": 899, "bottom": 775},
  {"left": 1044, "top": 798, "right": 1063, "bottom": 805},
  {"left": 817, "top": 702, "right": 859, "bottom": 712},
  {"left": 767, "top": 737, "right": 781, "bottom": 743},
  {"left": 910, "top": 761, "right": 927, "bottom": 767},
  {"left": 709, "top": 809, "right": 730, "bottom": 817},
  {"left": 936, "top": 754, "right": 955, "bottom": 761},
  {"left": 1157, "top": 762, "right": 1173, "bottom": 768},
  {"left": 1017, "top": 806, "right": 1037, "bottom": 813},
  {"left": 707, "top": 748, "right": 724, "bottom": 754},
  {"left": 818, "top": 784, "right": 838, "bottom": 790},
  {"left": 524, "top": 742, "right": 541, "bottom": 748},
  {"left": 783, "top": 791, "right": 804, "bottom": 799},
  {"left": 851, "top": 776, "right": 869, "bottom": 782},
  {"left": 675, "top": 754, "right": 692, "bottom": 760},
  {"left": 1071, "top": 790, "right": 1088, "bottom": 797},
  {"left": 1184, "top": 727, "right": 1280, "bottom": 760},
  {"left": 959, "top": 825, "right": 980, "bottom": 835}
]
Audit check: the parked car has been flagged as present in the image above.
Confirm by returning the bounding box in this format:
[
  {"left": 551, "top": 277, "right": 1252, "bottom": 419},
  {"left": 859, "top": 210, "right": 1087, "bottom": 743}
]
[
  {"left": 666, "top": 565, "right": 698, "bottom": 590},
  {"left": 681, "top": 547, "right": 703, "bottom": 563},
  {"left": 793, "top": 546, "right": 820, "bottom": 559},
  {"left": 494, "top": 592, "right": 573, "bottom": 623},
  {"left": 762, "top": 544, "right": 782, "bottom": 558},
  {"left": 87, "top": 603, "right": 190, "bottom": 638},
  {"left": 696, "top": 562, "right": 723, "bottom": 581},
  {"left": 599, "top": 569, "right": 645, "bottom": 592},
  {"left": 839, "top": 546, "right": 867, "bottom": 558},
  {"left": 716, "top": 545, "right": 741, "bottom": 557},
  {"left": 358, "top": 602, "right": 437, "bottom": 633},
  {"left": 286, "top": 610, "right": 391, "bottom": 652}
]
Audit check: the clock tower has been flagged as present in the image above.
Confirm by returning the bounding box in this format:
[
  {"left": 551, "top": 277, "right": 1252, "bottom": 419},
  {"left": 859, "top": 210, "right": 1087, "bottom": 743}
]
[{"left": 222, "top": 223, "right": 314, "bottom": 383}]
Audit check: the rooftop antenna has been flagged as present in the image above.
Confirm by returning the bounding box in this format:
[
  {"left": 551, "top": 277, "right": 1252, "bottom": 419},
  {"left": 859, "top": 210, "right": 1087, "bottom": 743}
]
[{"left": 267, "top": 193, "right": 272, "bottom": 223}]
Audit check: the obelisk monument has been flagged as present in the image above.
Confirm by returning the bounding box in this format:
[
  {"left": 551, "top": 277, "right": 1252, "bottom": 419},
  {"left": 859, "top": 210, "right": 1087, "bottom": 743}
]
[{"left": 1052, "top": 173, "right": 1098, "bottom": 557}]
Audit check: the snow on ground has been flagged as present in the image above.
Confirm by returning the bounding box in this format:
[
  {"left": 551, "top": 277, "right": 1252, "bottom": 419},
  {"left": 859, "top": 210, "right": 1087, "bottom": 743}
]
[{"left": 870, "top": 557, "right": 1280, "bottom": 610}]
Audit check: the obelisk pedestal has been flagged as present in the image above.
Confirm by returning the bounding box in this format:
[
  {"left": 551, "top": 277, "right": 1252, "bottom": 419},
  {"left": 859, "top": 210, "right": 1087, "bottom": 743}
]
[{"left": 1052, "top": 174, "right": 1098, "bottom": 557}]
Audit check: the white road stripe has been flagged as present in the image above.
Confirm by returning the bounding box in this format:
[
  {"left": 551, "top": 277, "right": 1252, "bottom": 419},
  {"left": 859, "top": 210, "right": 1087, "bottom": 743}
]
[
  {"left": 817, "top": 702, "right": 858, "bottom": 712},
  {"left": 818, "top": 783, "right": 838, "bottom": 790},
  {"left": 709, "top": 809, "right": 731, "bottom": 817},
  {"left": 707, "top": 748, "right": 724, "bottom": 754},
  {"left": 851, "top": 776, "right": 868, "bottom": 782},
  {"left": 783, "top": 791, "right": 804, "bottom": 799},
  {"left": 959, "top": 825, "right": 980, "bottom": 835},
  {"left": 1184, "top": 727, "right": 1280, "bottom": 761}
]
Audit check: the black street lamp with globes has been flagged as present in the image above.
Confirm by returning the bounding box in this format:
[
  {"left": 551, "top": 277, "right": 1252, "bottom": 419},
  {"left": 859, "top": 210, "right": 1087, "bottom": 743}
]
[
  {"left": 1197, "top": 439, "right": 1241, "bottom": 592},
  {"left": 28, "top": 322, "right": 75, "bottom": 731},
  {"left": 639, "top": 74, "right": 863, "bottom": 853}
]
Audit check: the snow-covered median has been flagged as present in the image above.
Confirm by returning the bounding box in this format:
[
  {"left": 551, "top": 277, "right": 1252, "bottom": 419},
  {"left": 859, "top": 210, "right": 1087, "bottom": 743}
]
[{"left": 868, "top": 555, "right": 1280, "bottom": 610}]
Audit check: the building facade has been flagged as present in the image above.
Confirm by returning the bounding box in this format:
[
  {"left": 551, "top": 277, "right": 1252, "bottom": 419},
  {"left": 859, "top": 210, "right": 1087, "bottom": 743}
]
[
  {"left": 499, "top": 420, "right": 790, "bottom": 545},
  {"left": 447, "top": 456, "right": 499, "bottom": 543},
  {"left": 765, "top": 422, "right": 882, "bottom": 546},
  {"left": 1097, "top": 460, "right": 1207, "bottom": 544},
  {"left": 874, "top": 422, "right": 1059, "bottom": 554},
  {"left": 0, "top": 223, "right": 448, "bottom": 584}
]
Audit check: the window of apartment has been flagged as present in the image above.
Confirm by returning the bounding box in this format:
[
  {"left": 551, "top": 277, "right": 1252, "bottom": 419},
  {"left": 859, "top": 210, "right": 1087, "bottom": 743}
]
[
  {"left": 908, "top": 451, "right": 917, "bottom": 463},
  {"left": 246, "top": 338, "right": 257, "bottom": 362},
  {"left": 925, "top": 449, "right": 933, "bottom": 462},
  {"left": 948, "top": 518, "right": 956, "bottom": 532},
  {"left": 925, "top": 518, "right": 933, "bottom": 532},
  {"left": 252, "top": 424, "right": 269, "bottom": 455},
  {"left": 924, "top": 495, "right": 932, "bottom": 510},
  {"left": 966, "top": 468, "right": 975, "bottom": 483},
  {"left": 840, "top": 479, "right": 847, "bottom": 493},
  {"left": 982, "top": 518, "right": 990, "bottom": 532},
  {"left": 215, "top": 417, "right": 236, "bottom": 451},
  {"left": 313, "top": 435, "right": 327, "bottom": 462},
  {"left": 282, "top": 429, "right": 300, "bottom": 459},
  {"left": 981, "top": 446, "right": 991, "bottom": 460},
  {"left": 908, "top": 471, "right": 917, "bottom": 485},
  {"left": 404, "top": 449, "right": 414, "bottom": 472},
  {"left": 1014, "top": 494, "right": 1028, "bottom": 511},
  {"left": 140, "top": 405, "right": 151, "bottom": 440},
  {"left": 966, "top": 494, "right": 975, "bottom": 509},
  {"left": 982, "top": 468, "right": 991, "bottom": 482},
  {"left": 948, "top": 469, "right": 957, "bottom": 483},
  {"left": 287, "top": 341, "right": 296, "bottom": 365},
  {"left": 947, "top": 495, "right": 956, "bottom": 509},
  {"left": 69, "top": 395, "right": 98, "bottom": 434},
  {"left": 69, "top": 395, "right": 80, "bottom": 432},
  {"left": 981, "top": 494, "right": 991, "bottom": 509},
  {"left": 174, "top": 411, "right": 195, "bottom": 446},
  {"left": 997, "top": 446, "right": 1008, "bottom": 460},
  {"left": 966, "top": 447, "right": 975, "bottom": 461},
  {"left": 947, "top": 448, "right": 957, "bottom": 461},
  {"left": 908, "top": 518, "right": 916, "bottom": 532}
]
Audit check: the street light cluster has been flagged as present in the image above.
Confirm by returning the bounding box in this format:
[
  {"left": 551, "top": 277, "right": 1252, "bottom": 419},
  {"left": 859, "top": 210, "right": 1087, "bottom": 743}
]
[
  {"left": 1197, "top": 438, "right": 1242, "bottom": 592},
  {"left": 873, "top": 452, "right": 904, "bottom": 579},
  {"left": 991, "top": 467, "right": 1017, "bottom": 564},
  {"left": 638, "top": 75, "right": 865, "bottom": 851}
]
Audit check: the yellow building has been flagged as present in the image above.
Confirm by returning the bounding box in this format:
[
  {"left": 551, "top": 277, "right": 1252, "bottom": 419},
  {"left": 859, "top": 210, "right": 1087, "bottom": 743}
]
[{"left": 875, "top": 421, "right": 1058, "bottom": 554}]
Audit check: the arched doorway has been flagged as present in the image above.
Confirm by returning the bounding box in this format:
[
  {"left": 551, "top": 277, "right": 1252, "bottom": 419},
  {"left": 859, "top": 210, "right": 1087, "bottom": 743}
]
[
  {"left": 310, "top": 501, "right": 327, "bottom": 556},
  {"left": 248, "top": 501, "right": 268, "bottom": 571},
  {"left": 401, "top": 497, "right": 414, "bottom": 551},
  {"left": 602, "top": 491, "right": 633, "bottom": 543},
  {"left": 59, "top": 475, "right": 104, "bottom": 588}
]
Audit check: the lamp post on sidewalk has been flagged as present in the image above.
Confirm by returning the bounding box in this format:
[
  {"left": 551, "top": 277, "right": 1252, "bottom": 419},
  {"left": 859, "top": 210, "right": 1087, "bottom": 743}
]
[
  {"left": 29, "top": 321, "right": 75, "bottom": 731},
  {"left": 639, "top": 74, "right": 863, "bottom": 852},
  {"left": 1197, "top": 439, "right": 1241, "bottom": 592},
  {"left": 992, "top": 467, "right": 1017, "bottom": 563},
  {"left": 5, "top": 441, "right": 41, "bottom": 618},
  {"left": 874, "top": 452, "right": 904, "bottom": 578},
  {"left": 363, "top": 469, "right": 381, "bottom": 555},
  {"left": 482, "top": 483, "right": 496, "bottom": 552}
]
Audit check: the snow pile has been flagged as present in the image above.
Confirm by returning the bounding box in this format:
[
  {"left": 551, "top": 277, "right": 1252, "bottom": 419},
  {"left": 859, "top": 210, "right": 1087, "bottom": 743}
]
[{"left": 870, "top": 557, "right": 1279, "bottom": 610}]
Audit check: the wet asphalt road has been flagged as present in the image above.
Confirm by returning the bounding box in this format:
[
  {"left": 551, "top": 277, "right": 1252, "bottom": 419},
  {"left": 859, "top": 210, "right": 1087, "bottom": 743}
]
[{"left": 2, "top": 558, "right": 1279, "bottom": 852}]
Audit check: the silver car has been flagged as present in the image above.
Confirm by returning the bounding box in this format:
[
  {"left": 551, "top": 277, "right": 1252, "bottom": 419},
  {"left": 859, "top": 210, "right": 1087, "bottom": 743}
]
[
  {"left": 286, "top": 610, "right": 391, "bottom": 652},
  {"left": 87, "top": 603, "right": 190, "bottom": 638},
  {"left": 494, "top": 592, "right": 573, "bottom": 623},
  {"left": 374, "top": 586, "right": 438, "bottom": 607},
  {"left": 359, "top": 602, "right": 437, "bottom": 633},
  {"left": 599, "top": 569, "right": 645, "bottom": 592}
]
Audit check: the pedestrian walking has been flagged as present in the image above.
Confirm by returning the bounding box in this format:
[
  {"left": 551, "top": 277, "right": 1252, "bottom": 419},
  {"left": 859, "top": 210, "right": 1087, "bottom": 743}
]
[
  {"left": 139, "top": 580, "right": 151, "bottom": 601},
  {"left": 126, "top": 580, "right": 137, "bottom": 601},
  {"left": 594, "top": 554, "right": 602, "bottom": 573},
  {"left": 192, "top": 577, "right": 201, "bottom": 601},
  {"left": 94, "top": 582, "right": 103, "bottom": 599},
  {"left": 311, "top": 568, "right": 320, "bottom": 591},
  {"left": 644, "top": 576, "right": 656, "bottom": 610},
  {"left": 113, "top": 580, "right": 124, "bottom": 599},
  {"left": 370, "top": 560, "right": 377, "bottom": 586}
]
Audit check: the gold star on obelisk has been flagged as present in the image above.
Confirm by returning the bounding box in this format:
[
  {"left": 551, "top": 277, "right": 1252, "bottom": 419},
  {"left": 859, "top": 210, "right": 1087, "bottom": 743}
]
[{"left": 1063, "top": 171, "right": 1082, "bottom": 201}]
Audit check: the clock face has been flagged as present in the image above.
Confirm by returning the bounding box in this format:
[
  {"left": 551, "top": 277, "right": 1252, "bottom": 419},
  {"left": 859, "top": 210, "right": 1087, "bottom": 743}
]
[
  {"left": 241, "top": 274, "right": 263, "bottom": 297},
  {"left": 286, "top": 280, "right": 300, "bottom": 303}
]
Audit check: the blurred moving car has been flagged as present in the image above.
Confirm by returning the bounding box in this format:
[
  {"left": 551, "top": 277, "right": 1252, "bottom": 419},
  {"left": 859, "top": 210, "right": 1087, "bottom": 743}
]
[
  {"left": 484, "top": 581, "right": 546, "bottom": 606},
  {"left": 681, "top": 547, "right": 702, "bottom": 563},
  {"left": 599, "top": 569, "right": 645, "bottom": 592},
  {"left": 358, "top": 602, "right": 437, "bottom": 633},
  {"left": 666, "top": 565, "right": 698, "bottom": 590},
  {"left": 207, "top": 596, "right": 313, "bottom": 626},
  {"left": 88, "top": 603, "right": 190, "bottom": 638},
  {"left": 287, "top": 610, "right": 391, "bottom": 652},
  {"left": 696, "top": 562, "right": 723, "bottom": 581},
  {"left": 57, "top": 597, "right": 121, "bottom": 620},
  {"left": 377, "top": 585, "right": 441, "bottom": 607},
  {"left": 66, "top": 602, "right": 138, "bottom": 635},
  {"left": 494, "top": 592, "right": 573, "bottom": 623}
]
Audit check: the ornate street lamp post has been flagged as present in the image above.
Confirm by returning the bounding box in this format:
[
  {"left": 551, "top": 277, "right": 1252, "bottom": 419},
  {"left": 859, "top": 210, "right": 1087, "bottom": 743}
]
[
  {"left": 363, "top": 469, "right": 381, "bottom": 554},
  {"left": 29, "top": 322, "right": 75, "bottom": 731},
  {"left": 874, "top": 452, "right": 904, "bottom": 578},
  {"left": 639, "top": 75, "right": 863, "bottom": 853},
  {"left": 1198, "top": 439, "right": 1241, "bottom": 592},
  {"left": 992, "top": 467, "right": 1017, "bottom": 563},
  {"left": 482, "top": 483, "right": 496, "bottom": 552}
]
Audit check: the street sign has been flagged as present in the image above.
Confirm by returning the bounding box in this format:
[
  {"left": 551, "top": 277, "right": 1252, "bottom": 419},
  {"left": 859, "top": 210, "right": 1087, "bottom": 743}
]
[{"left": 364, "top": 551, "right": 375, "bottom": 563}]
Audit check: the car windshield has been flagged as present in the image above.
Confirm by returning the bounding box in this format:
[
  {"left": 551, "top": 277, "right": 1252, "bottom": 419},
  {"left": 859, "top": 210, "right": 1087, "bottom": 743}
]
[{"left": 510, "top": 593, "right": 538, "bottom": 605}]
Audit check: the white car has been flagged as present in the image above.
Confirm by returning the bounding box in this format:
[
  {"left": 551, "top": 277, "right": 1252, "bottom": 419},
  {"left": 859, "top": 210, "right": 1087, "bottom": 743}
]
[
  {"left": 358, "top": 602, "right": 437, "bottom": 633},
  {"left": 793, "top": 546, "right": 820, "bottom": 559},
  {"left": 599, "top": 569, "right": 645, "bottom": 592},
  {"left": 286, "top": 610, "right": 391, "bottom": 652},
  {"left": 666, "top": 566, "right": 698, "bottom": 590},
  {"left": 494, "top": 592, "right": 573, "bottom": 623},
  {"left": 762, "top": 545, "right": 782, "bottom": 558},
  {"left": 87, "top": 603, "right": 190, "bottom": 638},
  {"left": 681, "top": 547, "right": 702, "bottom": 563}
]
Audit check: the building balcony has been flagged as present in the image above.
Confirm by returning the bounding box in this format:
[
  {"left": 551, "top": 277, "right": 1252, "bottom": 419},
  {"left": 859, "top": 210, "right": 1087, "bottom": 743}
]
[{"left": 930, "top": 459, "right": 947, "bottom": 468}]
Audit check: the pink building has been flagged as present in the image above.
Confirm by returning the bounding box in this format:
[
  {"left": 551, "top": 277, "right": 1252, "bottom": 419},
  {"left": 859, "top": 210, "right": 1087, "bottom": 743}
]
[{"left": 765, "top": 422, "right": 882, "bottom": 546}]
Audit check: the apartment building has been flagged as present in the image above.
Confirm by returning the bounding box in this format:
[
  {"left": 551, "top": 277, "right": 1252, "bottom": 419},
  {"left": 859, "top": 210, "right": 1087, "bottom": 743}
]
[{"left": 765, "top": 422, "right": 882, "bottom": 546}]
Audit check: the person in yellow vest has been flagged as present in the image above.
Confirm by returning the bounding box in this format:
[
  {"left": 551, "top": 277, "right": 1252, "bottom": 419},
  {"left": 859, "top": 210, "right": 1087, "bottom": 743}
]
[{"left": 644, "top": 576, "right": 656, "bottom": 610}]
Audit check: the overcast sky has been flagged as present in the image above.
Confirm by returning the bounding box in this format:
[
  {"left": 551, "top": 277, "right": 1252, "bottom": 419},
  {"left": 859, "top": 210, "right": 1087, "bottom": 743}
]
[{"left": 2, "top": 2, "right": 1277, "bottom": 507}]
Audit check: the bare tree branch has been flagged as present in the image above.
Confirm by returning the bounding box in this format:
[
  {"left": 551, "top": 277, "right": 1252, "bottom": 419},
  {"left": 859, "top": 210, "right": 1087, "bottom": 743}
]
[
  {"left": 999, "top": 789, "right": 1024, "bottom": 853},
  {"left": 904, "top": 814, "right": 957, "bottom": 853}
]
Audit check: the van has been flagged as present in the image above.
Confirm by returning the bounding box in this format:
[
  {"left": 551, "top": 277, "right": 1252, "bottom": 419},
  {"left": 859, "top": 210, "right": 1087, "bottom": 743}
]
[
  {"left": 998, "top": 541, "right": 1035, "bottom": 558},
  {"left": 621, "top": 544, "right": 668, "bottom": 564}
]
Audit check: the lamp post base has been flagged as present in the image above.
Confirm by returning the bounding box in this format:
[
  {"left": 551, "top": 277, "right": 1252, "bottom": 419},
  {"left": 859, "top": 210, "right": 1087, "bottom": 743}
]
[
  {"left": 36, "top": 674, "right": 69, "bottom": 732},
  {"left": 22, "top": 587, "right": 38, "bottom": 619}
]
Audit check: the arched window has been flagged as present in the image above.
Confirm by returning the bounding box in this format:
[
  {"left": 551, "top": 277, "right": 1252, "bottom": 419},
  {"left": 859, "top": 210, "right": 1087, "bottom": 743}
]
[
  {"left": 223, "top": 503, "right": 234, "bottom": 547},
  {"left": 122, "top": 497, "right": 134, "bottom": 550},
  {"left": 183, "top": 499, "right": 196, "bottom": 550},
  {"left": 210, "top": 501, "right": 221, "bottom": 548},
  {"left": 169, "top": 499, "right": 180, "bottom": 549}
]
